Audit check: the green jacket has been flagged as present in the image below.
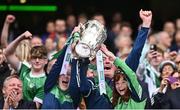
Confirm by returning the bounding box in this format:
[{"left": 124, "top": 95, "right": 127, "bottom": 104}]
[{"left": 113, "top": 57, "right": 146, "bottom": 109}]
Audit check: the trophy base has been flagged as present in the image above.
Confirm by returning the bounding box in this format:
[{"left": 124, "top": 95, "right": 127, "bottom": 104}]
[{"left": 75, "top": 43, "right": 91, "bottom": 58}]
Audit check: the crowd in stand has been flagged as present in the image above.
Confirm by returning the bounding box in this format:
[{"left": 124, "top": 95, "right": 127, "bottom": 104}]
[{"left": 0, "top": 9, "right": 180, "bottom": 109}]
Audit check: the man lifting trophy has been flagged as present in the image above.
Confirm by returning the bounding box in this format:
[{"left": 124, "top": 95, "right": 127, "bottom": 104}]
[{"left": 71, "top": 20, "right": 107, "bottom": 95}]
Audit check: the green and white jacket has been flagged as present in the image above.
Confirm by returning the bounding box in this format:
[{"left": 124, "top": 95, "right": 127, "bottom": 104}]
[{"left": 113, "top": 57, "right": 146, "bottom": 109}]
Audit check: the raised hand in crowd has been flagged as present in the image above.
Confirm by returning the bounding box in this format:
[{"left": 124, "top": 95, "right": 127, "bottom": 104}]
[
  {"left": 4, "top": 31, "right": 32, "bottom": 70},
  {"left": 147, "top": 50, "right": 159, "bottom": 61},
  {"left": 139, "top": 9, "right": 152, "bottom": 28},
  {"left": 5, "top": 15, "right": 16, "bottom": 24},
  {"left": 19, "top": 31, "right": 32, "bottom": 40},
  {"left": 100, "top": 44, "right": 116, "bottom": 62},
  {"left": 1, "top": 15, "right": 16, "bottom": 48}
]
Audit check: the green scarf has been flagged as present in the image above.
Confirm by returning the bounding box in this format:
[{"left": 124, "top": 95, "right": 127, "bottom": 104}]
[{"left": 50, "top": 85, "right": 73, "bottom": 104}]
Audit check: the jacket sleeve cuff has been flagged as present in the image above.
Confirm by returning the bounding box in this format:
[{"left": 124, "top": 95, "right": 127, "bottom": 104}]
[{"left": 140, "top": 26, "right": 150, "bottom": 30}]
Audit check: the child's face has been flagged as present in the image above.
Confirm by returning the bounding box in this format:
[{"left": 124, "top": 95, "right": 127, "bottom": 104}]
[
  {"left": 115, "top": 77, "right": 128, "bottom": 96},
  {"left": 58, "top": 66, "right": 71, "bottom": 91},
  {"left": 30, "top": 57, "right": 47, "bottom": 71}
]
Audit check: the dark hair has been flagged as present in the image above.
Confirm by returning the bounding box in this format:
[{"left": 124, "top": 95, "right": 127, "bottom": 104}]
[
  {"left": 112, "top": 69, "right": 130, "bottom": 107},
  {"left": 30, "top": 45, "right": 47, "bottom": 59},
  {"left": 160, "top": 63, "right": 177, "bottom": 74}
]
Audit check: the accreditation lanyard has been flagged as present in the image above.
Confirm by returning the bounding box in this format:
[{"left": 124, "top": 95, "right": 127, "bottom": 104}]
[{"left": 96, "top": 50, "right": 106, "bottom": 95}]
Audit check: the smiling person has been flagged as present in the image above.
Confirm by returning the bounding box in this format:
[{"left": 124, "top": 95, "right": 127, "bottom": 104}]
[
  {"left": 151, "top": 60, "right": 177, "bottom": 108},
  {"left": 103, "top": 9, "right": 152, "bottom": 80},
  {"left": 42, "top": 44, "right": 76, "bottom": 109},
  {"left": 4, "top": 31, "right": 47, "bottom": 109},
  {"left": 100, "top": 45, "right": 147, "bottom": 109},
  {"left": 152, "top": 71, "right": 180, "bottom": 109},
  {"left": 0, "top": 75, "right": 36, "bottom": 109},
  {"left": 101, "top": 9, "right": 152, "bottom": 101},
  {"left": 66, "top": 9, "right": 152, "bottom": 109},
  {"left": 42, "top": 64, "right": 73, "bottom": 108}
]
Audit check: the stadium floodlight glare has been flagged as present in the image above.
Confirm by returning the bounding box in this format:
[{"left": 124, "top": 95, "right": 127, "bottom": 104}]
[{"left": 0, "top": 5, "right": 57, "bottom": 11}]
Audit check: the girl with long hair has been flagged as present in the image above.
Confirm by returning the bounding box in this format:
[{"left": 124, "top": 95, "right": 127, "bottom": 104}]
[{"left": 101, "top": 44, "right": 147, "bottom": 109}]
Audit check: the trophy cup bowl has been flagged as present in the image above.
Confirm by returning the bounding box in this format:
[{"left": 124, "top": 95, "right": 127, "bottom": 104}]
[{"left": 75, "top": 20, "right": 107, "bottom": 59}]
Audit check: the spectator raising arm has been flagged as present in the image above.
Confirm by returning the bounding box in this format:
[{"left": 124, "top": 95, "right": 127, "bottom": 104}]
[
  {"left": 1, "top": 15, "right": 15, "bottom": 48},
  {"left": 4, "top": 31, "right": 32, "bottom": 70},
  {"left": 125, "top": 9, "right": 152, "bottom": 72}
]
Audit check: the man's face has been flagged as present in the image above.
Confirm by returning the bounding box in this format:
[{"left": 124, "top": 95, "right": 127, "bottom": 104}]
[
  {"left": 3, "top": 78, "right": 22, "bottom": 101},
  {"left": 55, "top": 20, "right": 66, "bottom": 34},
  {"left": 46, "top": 22, "right": 55, "bottom": 33},
  {"left": 31, "top": 37, "right": 43, "bottom": 47},
  {"left": 30, "top": 57, "right": 47, "bottom": 71},
  {"left": 116, "top": 36, "right": 132, "bottom": 49},
  {"left": 58, "top": 65, "right": 71, "bottom": 91},
  {"left": 163, "top": 22, "right": 175, "bottom": 37},
  {"left": 66, "top": 15, "right": 76, "bottom": 28},
  {"left": 45, "top": 38, "right": 55, "bottom": 52},
  {"left": 120, "top": 26, "right": 132, "bottom": 37},
  {"left": 150, "top": 52, "right": 163, "bottom": 67},
  {"left": 160, "top": 32, "right": 172, "bottom": 48},
  {"left": 103, "top": 55, "right": 116, "bottom": 78},
  {"left": 115, "top": 77, "right": 128, "bottom": 96}
]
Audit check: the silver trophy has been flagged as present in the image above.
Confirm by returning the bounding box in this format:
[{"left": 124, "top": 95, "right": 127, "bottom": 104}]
[{"left": 75, "top": 20, "right": 107, "bottom": 59}]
